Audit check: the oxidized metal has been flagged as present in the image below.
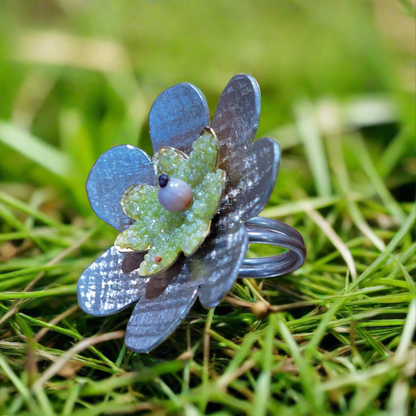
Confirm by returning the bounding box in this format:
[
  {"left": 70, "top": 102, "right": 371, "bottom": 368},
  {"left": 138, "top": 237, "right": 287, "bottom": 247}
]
[{"left": 78, "top": 74, "right": 306, "bottom": 353}]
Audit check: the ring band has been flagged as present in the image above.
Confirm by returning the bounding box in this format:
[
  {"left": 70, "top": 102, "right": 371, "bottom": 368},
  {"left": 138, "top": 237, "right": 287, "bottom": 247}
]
[{"left": 239, "top": 216, "right": 306, "bottom": 278}]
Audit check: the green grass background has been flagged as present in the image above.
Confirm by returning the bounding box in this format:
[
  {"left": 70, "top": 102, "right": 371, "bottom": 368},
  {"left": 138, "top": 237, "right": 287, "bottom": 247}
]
[{"left": 0, "top": 0, "right": 415, "bottom": 415}]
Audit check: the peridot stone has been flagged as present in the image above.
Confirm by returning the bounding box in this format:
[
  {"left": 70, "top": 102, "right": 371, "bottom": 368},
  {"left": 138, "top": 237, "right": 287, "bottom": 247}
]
[{"left": 115, "top": 128, "right": 225, "bottom": 276}]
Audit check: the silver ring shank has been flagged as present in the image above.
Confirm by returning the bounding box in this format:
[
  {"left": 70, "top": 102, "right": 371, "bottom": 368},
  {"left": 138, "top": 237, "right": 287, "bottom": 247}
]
[{"left": 238, "top": 217, "right": 306, "bottom": 278}]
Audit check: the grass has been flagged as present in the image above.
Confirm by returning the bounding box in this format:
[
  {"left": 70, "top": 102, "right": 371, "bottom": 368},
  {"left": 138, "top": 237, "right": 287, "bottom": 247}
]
[{"left": 0, "top": 1, "right": 415, "bottom": 415}]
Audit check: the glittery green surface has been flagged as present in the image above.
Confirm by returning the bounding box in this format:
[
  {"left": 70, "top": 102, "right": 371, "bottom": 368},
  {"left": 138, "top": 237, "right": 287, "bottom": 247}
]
[{"left": 115, "top": 128, "right": 225, "bottom": 276}]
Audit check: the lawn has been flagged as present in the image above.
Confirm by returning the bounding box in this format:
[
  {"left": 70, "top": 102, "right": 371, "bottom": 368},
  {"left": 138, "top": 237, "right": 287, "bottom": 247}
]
[{"left": 0, "top": 1, "right": 415, "bottom": 415}]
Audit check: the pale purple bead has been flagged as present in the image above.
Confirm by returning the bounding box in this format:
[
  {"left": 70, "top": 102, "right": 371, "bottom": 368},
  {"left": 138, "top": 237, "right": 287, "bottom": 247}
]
[{"left": 158, "top": 177, "right": 192, "bottom": 212}]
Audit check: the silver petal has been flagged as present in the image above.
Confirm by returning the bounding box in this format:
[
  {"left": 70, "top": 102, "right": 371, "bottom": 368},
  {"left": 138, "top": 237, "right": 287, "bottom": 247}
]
[
  {"left": 221, "top": 137, "right": 280, "bottom": 221},
  {"left": 198, "top": 219, "right": 248, "bottom": 308},
  {"left": 77, "top": 247, "right": 149, "bottom": 317},
  {"left": 86, "top": 145, "right": 156, "bottom": 231},
  {"left": 212, "top": 74, "right": 261, "bottom": 178},
  {"left": 149, "top": 83, "right": 210, "bottom": 156},
  {"left": 124, "top": 217, "right": 249, "bottom": 352},
  {"left": 125, "top": 257, "right": 203, "bottom": 353}
]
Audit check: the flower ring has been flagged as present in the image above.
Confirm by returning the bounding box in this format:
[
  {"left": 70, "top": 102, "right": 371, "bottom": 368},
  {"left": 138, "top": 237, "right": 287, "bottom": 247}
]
[{"left": 77, "top": 74, "right": 306, "bottom": 353}]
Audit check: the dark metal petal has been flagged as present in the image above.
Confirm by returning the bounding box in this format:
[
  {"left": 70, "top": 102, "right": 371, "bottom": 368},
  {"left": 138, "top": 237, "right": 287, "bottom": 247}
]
[
  {"left": 86, "top": 145, "right": 156, "bottom": 231},
  {"left": 125, "top": 257, "right": 202, "bottom": 353},
  {"left": 212, "top": 74, "right": 261, "bottom": 178},
  {"left": 149, "top": 83, "right": 210, "bottom": 156},
  {"left": 198, "top": 219, "right": 248, "bottom": 308},
  {"left": 221, "top": 138, "right": 280, "bottom": 221},
  {"left": 124, "top": 217, "right": 250, "bottom": 352},
  {"left": 77, "top": 247, "right": 149, "bottom": 317}
]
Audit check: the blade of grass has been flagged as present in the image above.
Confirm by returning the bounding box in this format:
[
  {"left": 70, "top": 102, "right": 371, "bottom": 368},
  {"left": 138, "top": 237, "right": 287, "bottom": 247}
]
[
  {"left": 32, "top": 331, "right": 125, "bottom": 392},
  {"left": 276, "top": 316, "right": 325, "bottom": 413},
  {"left": 294, "top": 99, "right": 332, "bottom": 197},
  {"left": 325, "top": 132, "right": 386, "bottom": 251},
  {"left": 203, "top": 308, "right": 215, "bottom": 385},
  {"left": 347, "top": 206, "right": 415, "bottom": 292},
  {"left": 0, "top": 121, "right": 71, "bottom": 177},
  {"left": 355, "top": 134, "right": 406, "bottom": 223},
  {"left": 0, "top": 353, "right": 40, "bottom": 413},
  {"left": 252, "top": 316, "right": 274, "bottom": 416},
  {"left": 0, "top": 285, "right": 77, "bottom": 300},
  {"left": 306, "top": 208, "right": 357, "bottom": 279},
  {"left": 395, "top": 299, "right": 416, "bottom": 359},
  {"left": 79, "top": 361, "right": 185, "bottom": 396},
  {"left": 0, "top": 191, "right": 65, "bottom": 229}
]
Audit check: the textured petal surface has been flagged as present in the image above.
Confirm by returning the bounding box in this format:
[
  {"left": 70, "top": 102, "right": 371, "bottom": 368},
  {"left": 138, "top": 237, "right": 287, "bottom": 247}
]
[
  {"left": 221, "top": 138, "right": 280, "bottom": 221},
  {"left": 125, "top": 216, "right": 248, "bottom": 352},
  {"left": 198, "top": 219, "right": 248, "bottom": 308},
  {"left": 86, "top": 145, "right": 156, "bottom": 231},
  {"left": 149, "top": 83, "right": 211, "bottom": 155},
  {"left": 212, "top": 74, "right": 261, "bottom": 178},
  {"left": 211, "top": 75, "right": 279, "bottom": 220},
  {"left": 125, "top": 257, "right": 202, "bottom": 353},
  {"left": 77, "top": 247, "right": 149, "bottom": 317}
]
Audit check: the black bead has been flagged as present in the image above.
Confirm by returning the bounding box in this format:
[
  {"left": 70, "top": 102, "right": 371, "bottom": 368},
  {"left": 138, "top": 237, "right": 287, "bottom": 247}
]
[{"left": 158, "top": 174, "right": 169, "bottom": 188}]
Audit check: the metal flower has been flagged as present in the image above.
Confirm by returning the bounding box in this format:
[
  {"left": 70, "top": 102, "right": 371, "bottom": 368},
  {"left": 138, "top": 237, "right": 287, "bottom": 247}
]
[{"left": 78, "top": 74, "right": 281, "bottom": 353}]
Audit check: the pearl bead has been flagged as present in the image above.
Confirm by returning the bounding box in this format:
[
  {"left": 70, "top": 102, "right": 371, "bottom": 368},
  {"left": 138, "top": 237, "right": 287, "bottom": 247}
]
[{"left": 158, "top": 176, "right": 192, "bottom": 212}]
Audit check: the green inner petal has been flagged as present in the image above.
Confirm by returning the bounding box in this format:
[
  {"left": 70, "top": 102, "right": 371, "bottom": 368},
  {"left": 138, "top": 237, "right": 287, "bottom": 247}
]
[
  {"left": 116, "top": 127, "right": 225, "bottom": 276},
  {"left": 121, "top": 184, "right": 158, "bottom": 220},
  {"left": 191, "top": 170, "right": 225, "bottom": 220},
  {"left": 187, "top": 128, "right": 219, "bottom": 187},
  {"left": 180, "top": 218, "right": 210, "bottom": 256},
  {"left": 139, "top": 228, "right": 182, "bottom": 276},
  {"left": 152, "top": 147, "right": 188, "bottom": 181}
]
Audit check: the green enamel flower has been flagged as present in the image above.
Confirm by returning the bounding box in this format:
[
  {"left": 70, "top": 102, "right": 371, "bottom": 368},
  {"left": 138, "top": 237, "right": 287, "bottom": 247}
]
[{"left": 115, "top": 127, "right": 226, "bottom": 276}]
